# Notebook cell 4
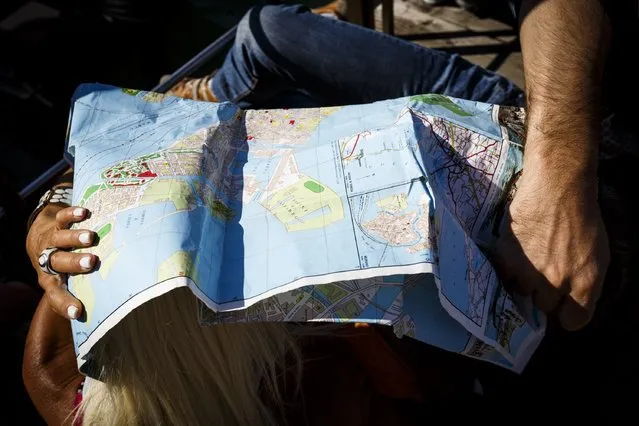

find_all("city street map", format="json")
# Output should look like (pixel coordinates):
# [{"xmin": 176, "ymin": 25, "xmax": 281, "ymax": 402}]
[{"xmin": 66, "ymin": 84, "xmax": 544, "ymax": 375}]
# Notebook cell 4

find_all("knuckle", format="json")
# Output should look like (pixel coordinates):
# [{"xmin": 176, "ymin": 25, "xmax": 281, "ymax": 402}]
[
  {"xmin": 45, "ymin": 289, "xmax": 61, "ymax": 307},
  {"xmin": 34, "ymin": 225, "xmax": 47, "ymax": 244},
  {"xmin": 51, "ymin": 251, "xmax": 69, "ymax": 270},
  {"xmin": 541, "ymin": 265, "xmax": 565, "ymax": 290},
  {"xmin": 49, "ymin": 231, "xmax": 60, "ymax": 247},
  {"xmin": 37, "ymin": 276, "xmax": 50, "ymax": 290},
  {"xmin": 55, "ymin": 208, "xmax": 67, "ymax": 224},
  {"xmin": 26, "ymin": 234, "xmax": 39, "ymax": 260},
  {"xmin": 39, "ymin": 273, "xmax": 65, "ymax": 291},
  {"xmin": 571, "ymin": 285, "xmax": 594, "ymax": 307},
  {"xmin": 67, "ymin": 252, "xmax": 79, "ymax": 268},
  {"xmin": 585, "ymin": 263, "xmax": 604, "ymax": 285}
]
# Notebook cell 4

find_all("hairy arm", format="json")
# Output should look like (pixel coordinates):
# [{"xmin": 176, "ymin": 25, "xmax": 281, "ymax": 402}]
[
  {"xmin": 520, "ymin": 0, "xmax": 610, "ymax": 175},
  {"xmin": 494, "ymin": 0, "xmax": 611, "ymax": 330}
]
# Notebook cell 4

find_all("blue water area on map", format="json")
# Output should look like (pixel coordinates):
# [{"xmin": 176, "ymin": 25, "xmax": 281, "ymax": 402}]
[
  {"xmin": 218, "ymin": 197, "xmax": 361, "ymax": 303},
  {"xmin": 305, "ymin": 98, "xmax": 412, "ymax": 152},
  {"xmin": 437, "ymin": 208, "xmax": 471, "ymax": 316},
  {"xmin": 188, "ymin": 207, "xmax": 225, "ymax": 297},
  {"xmin": 71, "ymin": 201, "xmax": 221, "ymax": 346},
  {"xmin": 359, "ymin": 285, "xmax": 402, "ymax": 319},
  {"xmin": 294, "ymin": 141, "xmax": 346, "ymax": 192},
  {"xmin": 403, "ymin": 274, "xmax": 471, "ymax": 353},
  {"xmin": 340, "ymin": 118, "xmax": 424, "ymax": 196}
]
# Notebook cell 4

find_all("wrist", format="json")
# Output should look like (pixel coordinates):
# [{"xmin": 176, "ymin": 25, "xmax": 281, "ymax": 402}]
[
  {"xmin": 524, "ymin": 145, "xmax": 597, "ymax": 189},
  {"xmin": 27, "ymin": 187, "xmax": 73, "ymax": 232},
  {"xmin": 38, "ymin": 203, "xmax": 67, "ymax": 220},
  {"xmin": 522, "ymin": 151, "xmax": 598, "ymax": 205},
  {"xmin": 523, "ymin": 138, "xmax": 598, "ymax": 201},
  {"xmin": 526, "ymin": 96, "xmax": 600, "ymax": 134},
  {"xmin": 524, "ymin": 111, "xmax": 599, "ymax": 177}
]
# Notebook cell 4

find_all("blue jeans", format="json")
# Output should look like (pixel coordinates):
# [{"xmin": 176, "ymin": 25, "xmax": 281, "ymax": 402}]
[{"xmin": 212, "ymin": 4, "xmax": 525, "ymax": 109}]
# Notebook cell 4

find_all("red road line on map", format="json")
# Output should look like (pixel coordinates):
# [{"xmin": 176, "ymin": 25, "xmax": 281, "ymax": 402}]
[
  {"xmin": 431, "ymin": 141, "xmax": 497, "ymax": 175},
  {"xmin": 343, "ymin": 134, "xmax": 361, "ymax": 160}
]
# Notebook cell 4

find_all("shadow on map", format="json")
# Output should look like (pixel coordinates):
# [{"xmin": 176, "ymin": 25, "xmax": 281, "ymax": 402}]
[
  {"xmin": 199, "ymin": 107, "xmax": 249, "ymax": 306},
  {"xmin": 408, "ymin": 108, "xmax": 538, "ymax": 348}
]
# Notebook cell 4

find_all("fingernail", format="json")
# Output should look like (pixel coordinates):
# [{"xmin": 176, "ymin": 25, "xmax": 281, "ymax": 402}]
[
  {"xmin": 79, "ymin": 232, "xmax": 92, "ymax": 244},
  {"xmin": 73, "ymin": 208, "xmax": 85, "ymax": 217},
  {"xmin": 80, "ymin": 256, "xmax": 93, "ymax": 270},
  {"xmin": 67, "ymin": 305, "xmax": 79, "ymax": 319}
]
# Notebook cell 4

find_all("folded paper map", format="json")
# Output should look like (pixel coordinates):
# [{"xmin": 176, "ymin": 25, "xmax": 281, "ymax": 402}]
[{"xmin": 66, "ymin": 84, "xmax": 544, "ymax": 375}]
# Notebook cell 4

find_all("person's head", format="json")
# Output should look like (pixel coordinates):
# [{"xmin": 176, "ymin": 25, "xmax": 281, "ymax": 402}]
[{"xmin": 77, "ymin": 287, "xmax": 300, "ymax": 426}]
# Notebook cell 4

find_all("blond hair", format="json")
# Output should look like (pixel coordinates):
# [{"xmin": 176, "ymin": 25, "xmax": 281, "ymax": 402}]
[{"xmin": 77, "ymin": 287, "xmax": 300, "ymax": 426}]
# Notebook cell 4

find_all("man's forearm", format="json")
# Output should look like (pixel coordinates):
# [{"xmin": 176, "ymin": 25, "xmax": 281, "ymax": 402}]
[{"xmin": 520, "ymin": 0, "xmax": 610, "ymax": 178}]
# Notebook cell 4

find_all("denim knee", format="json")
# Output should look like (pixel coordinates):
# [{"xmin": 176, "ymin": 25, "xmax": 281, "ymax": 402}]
[{"xmin": 234, "ymin": 4, "xmax": 310, "ymax": 51}]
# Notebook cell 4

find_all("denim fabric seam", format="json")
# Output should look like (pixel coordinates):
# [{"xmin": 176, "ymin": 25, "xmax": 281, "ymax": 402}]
[{"xmin": 230, "ymin": 74, "xmax": 260, "ymax": 105}]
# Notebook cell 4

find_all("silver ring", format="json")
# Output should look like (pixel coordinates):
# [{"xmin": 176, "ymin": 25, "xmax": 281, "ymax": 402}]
[{"xmin": 38, "ymin": 247, "xmax": 61, "ymax": 275}]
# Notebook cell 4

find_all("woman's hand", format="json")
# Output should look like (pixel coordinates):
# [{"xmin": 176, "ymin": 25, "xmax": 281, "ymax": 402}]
[{"xmin": 26, "ymin": 203, "xmax": 97, "ymax": 320}]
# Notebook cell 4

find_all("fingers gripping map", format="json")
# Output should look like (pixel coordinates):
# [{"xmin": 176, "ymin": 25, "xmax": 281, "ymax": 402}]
[{"xmin": 66, "ymin": 85, "xmax": 543, "ymax": 375}]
